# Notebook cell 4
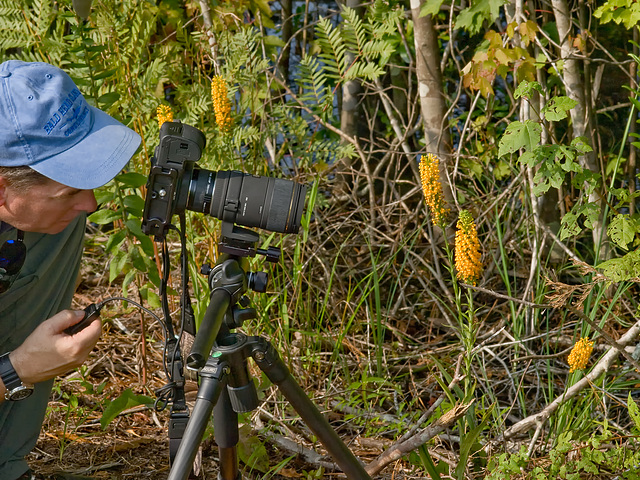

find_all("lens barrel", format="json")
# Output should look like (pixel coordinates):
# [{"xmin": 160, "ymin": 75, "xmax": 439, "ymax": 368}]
[{"xmin": 186, "ymin": 169, "xmax": 307, "ymax": 234}]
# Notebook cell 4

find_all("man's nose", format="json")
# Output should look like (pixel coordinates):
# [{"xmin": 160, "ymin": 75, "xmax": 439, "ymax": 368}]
[{"xmin": 77, "ymin": 190, "xmax": 98, "ymax": 213}]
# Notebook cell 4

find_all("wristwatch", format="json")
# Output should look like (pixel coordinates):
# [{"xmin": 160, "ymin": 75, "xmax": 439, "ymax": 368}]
[{"xmin": 0, "ymin": 352, "xmax": 34, "ymax": 401}]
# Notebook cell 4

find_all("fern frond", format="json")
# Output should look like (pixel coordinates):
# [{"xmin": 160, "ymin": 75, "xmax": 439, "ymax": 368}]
[
  {"xmin": 367, "ymin": 0, "xmax": 405, "ymax": 34},
  {"xmin": 341, "ymin": 7, "xmax": 368, "ymax": 55},
  {"xmin": 362, "ymin": 39, "xmax": 395, "ymax": 61},
  {"xmin": 315, "ymin": 16, "xmax": 346, "ymax": 78},
  {"xmin": 295, "ymin": 55, "xmax": 333, "ymax": 117},
  {"xmin": 344, "ymin": 62, "xmax": 385, "ymax": 82},
  {"xmin": 0, "ymin": 0, "xmax": 62, "ymax": 61}
]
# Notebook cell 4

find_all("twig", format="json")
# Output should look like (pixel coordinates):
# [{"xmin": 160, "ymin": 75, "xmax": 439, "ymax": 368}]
[
  {"xmin": 461, "ymin": 283, "xmax": 550, "ymax": 308},
  {"xmin": 263, "ymin": 432, "xmax": 340, "ymax": 471},
  {"xmin": 537, "ymin": 222, "xmax": 584, "ymax": 264},
  {"xmin": 512, "ymin": 346, "xmax": 573, "ymax": 362},
  {"xmin": 365, "ymin": 401, "xmax": 473, "ymax": 476},
  {"xmin": 197, "ymin": 0, "xmax": 219, "ymax": 71}
]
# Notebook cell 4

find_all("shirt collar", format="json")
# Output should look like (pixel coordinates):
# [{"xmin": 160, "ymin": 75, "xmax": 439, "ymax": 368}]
[{"xmin": 0, "ymin": 222, "xmax": 14, "ymax": 235}]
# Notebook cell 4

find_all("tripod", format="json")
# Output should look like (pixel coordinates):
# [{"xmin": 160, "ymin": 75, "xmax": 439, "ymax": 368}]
[{"xmin": 167, "ymin": 225, "xmax": 372, "ymax": 480}]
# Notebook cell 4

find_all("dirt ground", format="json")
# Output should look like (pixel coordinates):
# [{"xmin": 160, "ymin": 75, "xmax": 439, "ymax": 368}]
[{"xmin": 26, "ymin": 281, "xmax": 420, "ymax": 480}]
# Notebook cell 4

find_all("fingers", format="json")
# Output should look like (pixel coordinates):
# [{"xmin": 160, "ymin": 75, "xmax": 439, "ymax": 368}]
[
  {"xmin": 50, "ymin": 309, "xmax": 85, "ymax": 331},
  {"xmin": 10, "ymin": 309, "xmax": 103, "ymax": 384},
  {"xmin": 63, "ymin": 304, "xmax": 104, "ymax": 336}
]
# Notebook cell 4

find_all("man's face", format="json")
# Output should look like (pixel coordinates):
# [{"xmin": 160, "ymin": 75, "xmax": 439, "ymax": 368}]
[{"xmin": 0, "ymin": 177, "xmax": 98, "ymax": 234}]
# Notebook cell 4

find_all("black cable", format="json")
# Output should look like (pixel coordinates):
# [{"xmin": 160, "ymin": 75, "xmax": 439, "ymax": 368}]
[
  {"xmin": 80, "ymin": 295, "xmax": 179, "ymax": 413},
  {"xmin": 95, "ymin": 296, "xmax": 163, "ymax": 324}
]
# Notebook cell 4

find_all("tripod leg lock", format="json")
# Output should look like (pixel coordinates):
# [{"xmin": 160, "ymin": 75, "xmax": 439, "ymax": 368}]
[
  {"xmin": 228, "ymin": 382, "xmax": 259, "ymax": 413},
  {"xmin": 248, "ymin": 337, "xmax": 289, "ymax": 383}
]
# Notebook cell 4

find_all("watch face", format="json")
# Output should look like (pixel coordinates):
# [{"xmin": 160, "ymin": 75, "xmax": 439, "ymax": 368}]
[{"xmin": 8, "ymin": 385, "xmax": 33, "ymax": 401}]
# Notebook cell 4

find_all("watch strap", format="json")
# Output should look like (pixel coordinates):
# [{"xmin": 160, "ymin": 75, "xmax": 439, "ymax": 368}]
[
  {"xmin": 0, "ymin": 352, "xmax": 21, "ymax": 391},
  {"xmin": 0, "ymin": 352, "xmax": 33, "ymax": 400}
]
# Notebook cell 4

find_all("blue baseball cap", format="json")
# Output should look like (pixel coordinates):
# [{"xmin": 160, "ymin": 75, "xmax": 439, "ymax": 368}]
[{"xmin": 0, "ymin": 60, "xmax": 141, "ymax": 189}]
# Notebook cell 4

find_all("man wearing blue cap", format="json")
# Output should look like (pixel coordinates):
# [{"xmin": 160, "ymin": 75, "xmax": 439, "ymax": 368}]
[{"xmin": 0, "ymin": 60, "xmax": 141, "ymax": 480}]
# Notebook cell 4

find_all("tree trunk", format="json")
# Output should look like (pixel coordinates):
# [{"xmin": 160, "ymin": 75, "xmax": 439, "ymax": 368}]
[
  {"xmin": 335, "ymin": 0, "xmax": 365, "ymax": 197},
  {"xmin": 278, "ymin": 0, "xmax": 293, "ymax": 79},
  {"xmin": 410, "ymin": 0, "xmax": 453, "ymax": 207},
  {"xmin": 551, "ymin": 0, "xmax": 608, "ymax": 259}
]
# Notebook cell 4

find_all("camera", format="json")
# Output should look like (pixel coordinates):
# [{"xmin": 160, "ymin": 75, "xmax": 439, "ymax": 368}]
[{"xmin": 141, "ymin": 122, "xmax": 307, "ymax": 240}]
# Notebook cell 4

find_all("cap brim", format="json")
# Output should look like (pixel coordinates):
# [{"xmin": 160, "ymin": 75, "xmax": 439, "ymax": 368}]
[{"xmin": 30, "ymin": 106, "xmax": 141, "ymax": 189}]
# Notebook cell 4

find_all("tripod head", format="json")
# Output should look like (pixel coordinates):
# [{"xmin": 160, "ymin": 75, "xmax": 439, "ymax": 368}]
[
  {"xmin": 186, "ymin": 222, "xmax": 276, "ymax": 371},
  {"xmin": 219, "ymin": 221, "xmax": 280, "ymax": 263}
]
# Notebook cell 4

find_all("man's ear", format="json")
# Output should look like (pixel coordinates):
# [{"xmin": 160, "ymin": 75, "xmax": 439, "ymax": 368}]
[{"xmin": 0, "ymin": 177, "xmax": 8, "ymax": 208}]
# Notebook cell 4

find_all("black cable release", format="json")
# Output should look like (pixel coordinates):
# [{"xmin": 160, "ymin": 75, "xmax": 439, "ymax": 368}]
[{"xmin": 64, "ymin": 302, "xmax": 104, "ymax": 335}]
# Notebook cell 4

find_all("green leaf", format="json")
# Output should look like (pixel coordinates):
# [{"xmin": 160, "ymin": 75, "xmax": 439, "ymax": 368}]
[
  {"xmin": 420, "ymin": 0, "xmax": 446, "ymax": 17},
  {"xmin": 237, "ymin": 423, "xmax": 270, "ymax": 472},
  {"xmin": 519, "ymin": 150, "xmax": 537, "ymax": 167},
  {"xmin": 455, "ymin": 411, "xmax": 488, "ymax": 479},
  {"xmin": 129, "ymin": 243, "xmax": 149, "ymax": 273},
  {"xmin": 262, "ymin": 35, "xmax": 284, "ymax": 47},
  {"xmin": 109, "ymin": 250, "xmax": 129, "ymax": 283},
  {"xmin": 105, "ymin": 229, "xmax": 127, "ymax": 254},
  {"xmin": 100, "ymin": 388, "xmax": 153, "ymax": 429},
  {"xmin": 94, "ymin": 188, "xmax": 116, "ymax": 204},
  {"xmin": 455, "ymin": 0, "xmax": 507, "ymax": 34},
  {"xmin": 514, "ymin": 80, "xmax": 544, "ymax": 99},
  {"xmin": 123, "ymin": 194, "xmax": 145, "ymax": 217},
  {"xmin": 115, "ymin": 172, "xmax": 148, "ymax": 188},
  {"xmin": 122, "ymin": 269, "xmax": 137, "ymax": 293},
  {"xmin": 628, "ymin": 392, "xmax": 640, "ymax": 431},
  {"xmin": 597, "ymin": 249, "xmax": 640, "ymax": 282},
  {"xmin": 595, "ymin": 0, "xmax": 640, "ymax": 28},
  {"xmin": 493, "ymin": 159, "xmax": 512, "ymax": 180},
  {"xmin": 608, "ymin": 214, "xmax": 638, "ymax": 250},
  {"xmin": 571, "ymin": 136, "xmax": 593, "ymax": 153},
  {"xmin": 88, "ymin": 208, "xmax": 121, "ymax": 225},
  {"xmin": 542, "ymin": 96, "xmax": 578, "ymax": 121},
  {"xmin": 559, "ymin": 211, "xmax": 582, "ymax": 240},
  {"xmin": 416, "ymin": 445, "xmax": 443, "ymax": 480},
  {"xmin": 97, "ymin": 92, "xmax": 120, "ymax": 106},
  {"xmin": 498, "ymin": 120, "xmax": 541, "ymax": 157},
  {"xmin": 125, "ymin": 218, "xmax": 154, "ymax": 255},
  {"xmin": 93, "ymin": 68, "xmax": 119, "ymax": 80},
  {"xmin": 140, "ymin": 286, "xmax": 161, "ymax": 309}
]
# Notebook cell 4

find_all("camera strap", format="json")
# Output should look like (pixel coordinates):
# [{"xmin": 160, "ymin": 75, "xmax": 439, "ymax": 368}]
[
  {"xmin": 168, "ymin": 339, "xmax": 189, "ymax": 464},
  {"xmin": 168, "ymin": 215, "xmax": 193, "ymax": 464},
  {"xmin": 153, "ymin": 229, "xmax": 192, "ymax": 465}
]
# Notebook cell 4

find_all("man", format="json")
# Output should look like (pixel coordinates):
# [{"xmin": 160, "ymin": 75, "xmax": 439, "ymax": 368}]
[{"xmin": 0, "ymin": 60, "xmax": 141, "ymax": 479}]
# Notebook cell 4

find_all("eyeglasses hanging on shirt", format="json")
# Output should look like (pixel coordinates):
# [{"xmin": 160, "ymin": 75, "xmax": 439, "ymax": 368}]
[{"xmin": 0, "ymin": 229, "xmax": 26, "ymax": 294}]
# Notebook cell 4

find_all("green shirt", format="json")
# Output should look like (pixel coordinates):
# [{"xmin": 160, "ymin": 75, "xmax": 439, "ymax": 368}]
[{"xmin": 0, "ymin": 214, "xmax": 86, "ymax": 480}]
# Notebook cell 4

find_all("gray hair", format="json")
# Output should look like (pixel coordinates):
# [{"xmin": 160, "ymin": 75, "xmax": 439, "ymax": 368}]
[{"xmin": 0, "ymin": 166, "xmax": 49, "ymax": 190}]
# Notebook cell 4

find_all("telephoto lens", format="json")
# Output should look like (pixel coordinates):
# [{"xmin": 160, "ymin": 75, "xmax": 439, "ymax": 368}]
[{"xmin": 185, "ymin": 169, "xmax": 307, "ymax": 234}]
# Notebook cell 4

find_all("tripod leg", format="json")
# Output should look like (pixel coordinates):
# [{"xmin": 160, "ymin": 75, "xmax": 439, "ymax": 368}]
[
  {"xmin": 251, "ymin": 338, "xmax": 372, "ymax": 480},
  {"xmin": 169, "ymin": 361, "xmax": 227, "ymax": 480},
  {"xmin": 214, "ymin": 388, "xmax": 241, "ymax": 480}
]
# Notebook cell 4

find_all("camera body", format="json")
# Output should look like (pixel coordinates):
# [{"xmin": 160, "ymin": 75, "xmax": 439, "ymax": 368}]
[
  {"xmin": 142, "ymin": 122, "xmax": 204, "ymax": 239},
  {"xmin": 142, "ymin": 122, "xmax": 307, "ymax": 241}
]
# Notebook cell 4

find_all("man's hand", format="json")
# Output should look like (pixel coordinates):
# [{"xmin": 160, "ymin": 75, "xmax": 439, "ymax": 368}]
[{"xmin": 8, "ymin": 309, "xmax": 102, "ymax": 385}]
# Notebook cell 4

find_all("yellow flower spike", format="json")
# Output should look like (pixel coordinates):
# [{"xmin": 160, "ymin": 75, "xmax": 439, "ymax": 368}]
[
  {"xmin": 419, "ymin": 153, "xmax": 449, "ymax": 228},
  {"xmin": 567, "ymin": 337, "xmax": 594, "ymax": 373},
  {"xmin": 211, "ymin": 76, "xmax": 233, "ymax": 134},
  {"xmin": 455, "ymin": 210, "xmax": 483, "ymax": 285},
  {"xmin": 157, "ymin": 104, "xmax": 173, "ymax": 128}
]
